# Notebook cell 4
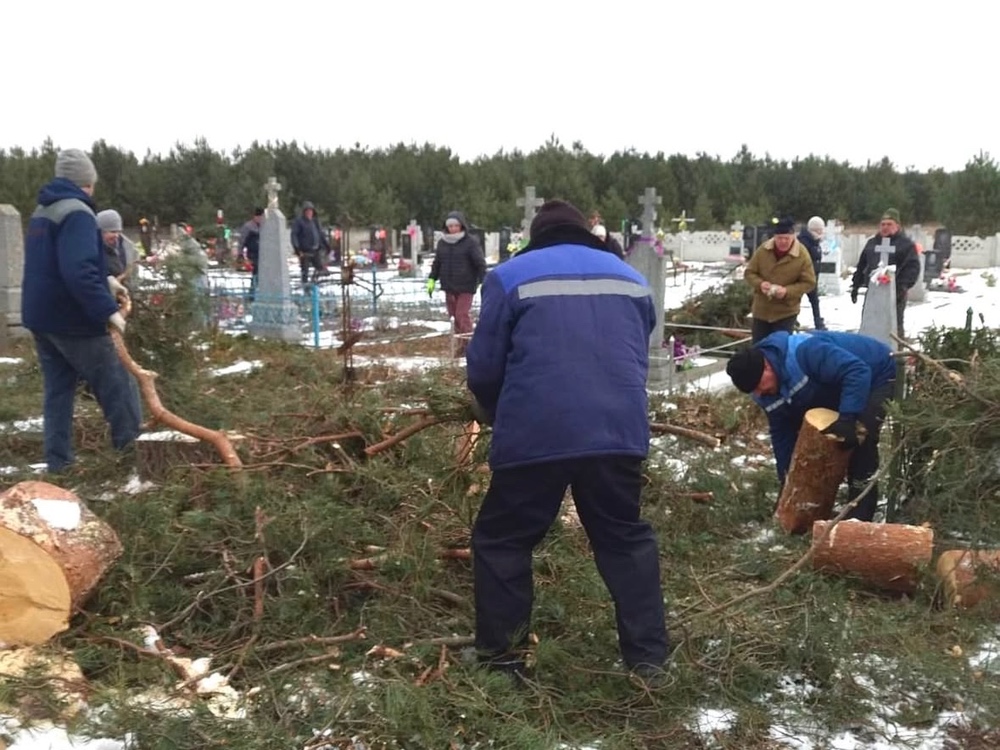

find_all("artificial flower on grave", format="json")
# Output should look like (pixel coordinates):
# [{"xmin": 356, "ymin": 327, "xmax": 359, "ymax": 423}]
[
  {"xmin": 876, "ymin": 271, "xmax": 891, "ymax": 286},
  {"xmin": 654, "ymin": 229, "xmax": 667, "ymax": 258}
]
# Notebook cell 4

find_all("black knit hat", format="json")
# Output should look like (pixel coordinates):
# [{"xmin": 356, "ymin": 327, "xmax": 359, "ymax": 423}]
[
  {"xmin": 726, "ymin": 348, "xmax": 766, "ymax": 393},
  {"xmin": 529, "ymin": 200, "xmax": 589, "ymax": 237},
  {"xmin": 772, "ymin": 217, "xmax": 795, "ymax": 235},
  {"xmin": 522, "ymin": 199, "xmax": 609, "ymax": 254}
]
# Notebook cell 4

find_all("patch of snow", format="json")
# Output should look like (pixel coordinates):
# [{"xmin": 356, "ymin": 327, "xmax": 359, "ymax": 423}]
[
  {"xmin": 690, "ymin": 707, "xmax": 738, "ymax": 746},
  {"xmin": 0, "ymin": 718, "xmax": 130, "ymax": 750},
  {"xmin": 0, "ymin": 357, "xmax": 23, "ymax": 365},
  {"xmin": 31, "ymin": 498, "xmax": 81, "ymax": 531},
  {"xmin": 0, "ymin": 463, "xmax": 47, "ymax": 476},
  {"xmin": 352, "ymin": 355, "xmax": 460, "ymax": 373},
  {"xmin": 121, "ymin": 472, "xmax": 156, "ymax": 495},
  {"xmin": 209, "ymin": 359, "xmax": 263, "ymax": 377},
  {"xmin": 0, "ymin": 416, "xmax": 43, "ymax": 433},
  {"xmin": 136, "ymin": 430, "xmax": 197, "ymax": 443}
]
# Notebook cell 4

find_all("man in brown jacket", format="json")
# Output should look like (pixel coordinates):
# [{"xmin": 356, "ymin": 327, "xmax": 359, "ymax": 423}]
[{"xmin": 744, "ymin": 217, "xmax": 816, "ymax": 342}]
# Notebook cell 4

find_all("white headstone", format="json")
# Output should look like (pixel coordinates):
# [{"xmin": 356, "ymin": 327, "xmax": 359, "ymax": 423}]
[
  {"xmin": 0, "ymin": 205, "xmax": 24, "ymax": 338},
  {"xmin": 249, "ymin": 178, "xmax": 300, "ymax": 342},
  {"xmin": 817, "ymin": 219, "xmax": 844, "ymax": 295},
  {"xmin": 628, "ymin": 188, "xmax": 669, "ymax": 384}
]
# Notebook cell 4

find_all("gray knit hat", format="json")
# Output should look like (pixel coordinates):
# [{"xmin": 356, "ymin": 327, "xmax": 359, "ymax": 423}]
[
  {"xmin": 54, "ymin": 149, "xmax": 98, "ymax": 187},
  {"xmin": 97, "ymin": 209, "xmax": 123, "ymax": 232}
]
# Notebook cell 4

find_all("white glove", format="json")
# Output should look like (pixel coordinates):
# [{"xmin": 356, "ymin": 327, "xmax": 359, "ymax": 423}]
[
  {"xmin": 107, "ymin": 275, "xmax": 128, "ymax": 298},
  {"xmin": 109, "ymin": 312, "xmax": 126, "ymax": 334}
]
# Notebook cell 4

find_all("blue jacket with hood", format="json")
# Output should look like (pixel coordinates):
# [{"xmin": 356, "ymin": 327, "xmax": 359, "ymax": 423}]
[
  {"xmin": 466, "ymin": 239, "xmax": 655, "ymax": 470},
  {"xmin": 752, "ymin": 331, "xmax": 896, "ymax": 483},
  {"xmin": 22, "ymin": 178, "xmax": 118, "ymax": 336}
]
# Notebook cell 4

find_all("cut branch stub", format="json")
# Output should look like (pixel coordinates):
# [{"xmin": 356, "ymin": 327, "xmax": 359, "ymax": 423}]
[
  {"xmin": 936, "ymin": 549, "xmax": 1000, "ymax": 609},
  {"xmin": 0, "ymin": 481, "xmax": 123, "ymax": 646}
]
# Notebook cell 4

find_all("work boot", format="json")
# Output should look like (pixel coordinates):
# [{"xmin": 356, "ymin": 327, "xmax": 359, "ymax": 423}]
[{"xmin": 629, "ymin": 662, "xmax": 670, "ymax": 690}]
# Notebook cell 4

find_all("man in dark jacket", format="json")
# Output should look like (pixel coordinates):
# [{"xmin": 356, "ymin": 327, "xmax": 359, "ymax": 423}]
[
  {"xmin": 726, "ymin": 330, "xmax": 896, "ymax": 521},
  {"xmin": 21, "ymin": 150, "xmax": 142, "ymax": 473},
  {"xmin": 428, "ymin": 211, "xmax": 486, "ymax": 344},
  {"xmin": 465, "ymin": 200, "xmax": 670, "ymax": 682},
  {"xmin": 851, "ymin": 208, "xmax": 921, "ymax": 338},
  {"xmin": 240, "ymin": 207, "xmax": 264, "ymax": 299},
  {"xmin": 290, "ymin": 201, "xmax": 330, "ymax": 286},
  {"xmin": 797, "ymin": 216, "xmax": 826, "ymax": 330}
]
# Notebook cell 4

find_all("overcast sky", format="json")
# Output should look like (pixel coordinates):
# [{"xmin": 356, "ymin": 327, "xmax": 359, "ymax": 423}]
[{"xmin": 1, "ymin": 0, "xmax": 992, "ymax": 172}]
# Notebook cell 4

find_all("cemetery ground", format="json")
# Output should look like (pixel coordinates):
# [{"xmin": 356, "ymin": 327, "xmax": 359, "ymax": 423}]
[{"xmin": 4, "ymin": 294, "xmax": 1000, "ymax": 749}]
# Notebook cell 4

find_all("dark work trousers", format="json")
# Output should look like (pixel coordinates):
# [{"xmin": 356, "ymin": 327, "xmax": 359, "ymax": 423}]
[
  {"xmin": 751, "ymin": 315, "xmax": 797, "ymax": 343},
  {"xmin": 807, "ymin": 261, "xmax": 825, "ymax": 328},
  {"xmin": 845, "ymin": 380, "xmax": 895, "ymax": 521},
  {"xmin": 471, "ymin": 456, "xmax": 669, "ymax": 670},
  {"xmin": 298, "ymin": 250, "xmax": 325, "ymax": 285},
  {"xmin": 896, "ymin": 294, "xmax": 908, "ymax": 339}
]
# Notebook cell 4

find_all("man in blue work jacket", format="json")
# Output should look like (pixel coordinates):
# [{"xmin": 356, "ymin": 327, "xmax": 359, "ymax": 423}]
[
  {"xmin": 726, "ymin": 330, "xmax": 896, "ymax": 522},
  {"xmin": 465, "ymin": 200, "xmax": 669, "ymax": 683}
]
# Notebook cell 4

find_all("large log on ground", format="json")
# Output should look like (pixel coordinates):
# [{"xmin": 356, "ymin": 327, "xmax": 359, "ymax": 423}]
[
  {"xmin": 811, "ymin": 519, "xmax": 933, "ymax": 593},
  {"xmin": 935, "ymin": 550, "xmax": 1000, "ymax": 609},
  {"xmin": 775, "ymin": 408, "xmax": 853, "ymax": 534},
  {"xmin": 0, "ymin": 481, "xmax": 122, "ymax": 647}
]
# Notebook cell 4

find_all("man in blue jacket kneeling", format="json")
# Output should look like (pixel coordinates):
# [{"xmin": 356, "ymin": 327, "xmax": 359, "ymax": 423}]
[
  {"xmin": 465, "ymin": 200, "xmax": 669, "ymax": 682},
  {"xmin": 726, "ymin": 331, "xmax": 897, "ymax": 522}
]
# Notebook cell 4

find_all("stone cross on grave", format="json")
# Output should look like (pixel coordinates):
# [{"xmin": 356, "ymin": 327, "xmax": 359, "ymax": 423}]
[
  {"xmin": 265, "ymin": 177, "xmax": 282, "ymax": 210},
  {"xmin": 517, "ymin": 186, "xmax": 544, "ymax": 235},
  {"xmin": 875, "ymin": 236, "xmax": 894, "ymax": 268},
  {"xmin": 672, "ymin": 210, "xmax": 695, "ymax": 233},
  {"xmin": 637, "ymin": 188, "xmax": 662, "ymax": 236}
]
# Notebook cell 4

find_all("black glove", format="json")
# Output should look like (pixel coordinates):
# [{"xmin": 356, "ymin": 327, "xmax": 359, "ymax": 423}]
[
  {"xmin": 850, "ymin": 287, "xmax": 858, "ymax": 304},
  {"xmin": 822, "ymin": 416, "xmax": 860, "ymax": 450},
  {"xmin": 469, "ymin": 396, "xmax": 493, "ymax": 426}
]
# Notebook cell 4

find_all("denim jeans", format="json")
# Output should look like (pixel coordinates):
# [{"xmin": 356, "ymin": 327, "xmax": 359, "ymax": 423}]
[{"xmin": 33, "ymin": 331, "xmax": 142, "ymax": 472}]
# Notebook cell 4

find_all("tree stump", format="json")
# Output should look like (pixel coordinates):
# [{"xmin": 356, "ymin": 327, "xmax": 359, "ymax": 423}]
[
  {"xmin": 811, "ymin": 519, "xmax": 934, "ymax": 593},
  {"xmin": 136, "ymin": 430, "xmax": 245, "ymax": 481},
  {"xmin": 935, "ymin": 549, "xmax": 1000, "ymax": 609},
  {"xmin": 775, "ymin": 408, "xmax": 853, "ymax": 534},
  {"xmin": 0, "ymin": 481, "xmax": 122, "ymax": 646}
]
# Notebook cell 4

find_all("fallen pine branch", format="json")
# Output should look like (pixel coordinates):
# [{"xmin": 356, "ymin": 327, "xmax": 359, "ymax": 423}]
[
  {"xmin": 348, "ymin": 548, "xmax": 471, "ymax": 570},
  {"xmin": 649, "ymin": 422, "xmax": 722, "ymax": 448},
  {"xmin": 681, "ymin": 491, "xmax": 714, "ymax": 503},
  {"xmin": 110, "ymin": 298, "xmax": 242, "ymax": 471},
  {"xmin": 364, "ymin": 416, "xmax": 444, "ymax": 456},
  {"xmin": 255, "ymin": 627, "xmax": 368, "ymax": 654}
]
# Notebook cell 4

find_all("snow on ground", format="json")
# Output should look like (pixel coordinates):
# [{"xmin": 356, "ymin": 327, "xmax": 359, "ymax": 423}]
[
  {"xmin": 0, "ymin": 357, "xmax": 24, "ymax": 365},
  {"xmin": 208, "ymin": 359, "xmax": 263, "ymax": 377}
]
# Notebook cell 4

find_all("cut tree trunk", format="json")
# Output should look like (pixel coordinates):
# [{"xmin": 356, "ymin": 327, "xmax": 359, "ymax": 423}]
[
  {"xmin": 935, "ymin": 549, "xmax": 1000, "ymax": 609},
  {"xmin": 775, "ymin": 408, "xmax": 852, "ymax": 535},
  {"xmin": 811, "ymin": 519, "xmax": 934, "ymax": 593},
  {"xmin": 0, "ymin": 481, "xmax": 122, "ymax": 646}
]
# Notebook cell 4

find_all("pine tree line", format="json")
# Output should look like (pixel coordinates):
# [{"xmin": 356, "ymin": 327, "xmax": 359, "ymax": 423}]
[{"xmin": 2, "ymin": 138, "xmax": 999, "ymax": 236}]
